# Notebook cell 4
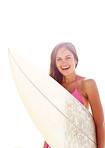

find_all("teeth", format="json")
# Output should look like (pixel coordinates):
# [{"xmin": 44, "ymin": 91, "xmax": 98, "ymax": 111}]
[{"xmin": 62, "ymin": 66, "xmax": 70, "ymax": 69}]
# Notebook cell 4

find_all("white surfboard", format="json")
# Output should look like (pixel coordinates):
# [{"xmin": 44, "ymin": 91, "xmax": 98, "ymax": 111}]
[{"xmin": 8, "ymin": 49, "xmax": 97, "ymax": 148}]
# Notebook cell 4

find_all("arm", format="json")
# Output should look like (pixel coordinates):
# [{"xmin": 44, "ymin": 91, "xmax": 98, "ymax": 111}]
[{"xmin": 85, "ymin": 79, "xmax": 105, "ymax": 148}]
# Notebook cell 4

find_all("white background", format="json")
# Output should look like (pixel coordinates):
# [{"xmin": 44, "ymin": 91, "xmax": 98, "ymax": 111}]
[{"xmin": 0, "ymin": 0, "xmax": 105, "ymax": 148}]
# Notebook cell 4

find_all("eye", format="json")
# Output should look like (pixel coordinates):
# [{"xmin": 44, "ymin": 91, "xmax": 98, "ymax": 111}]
[
  {"xmin": 65, "ymin": 56, "xmax": 71, "ymax": 60},
  {"xmin": 56, "ymin": 58, "xmax": 62, "ymax": 61}
]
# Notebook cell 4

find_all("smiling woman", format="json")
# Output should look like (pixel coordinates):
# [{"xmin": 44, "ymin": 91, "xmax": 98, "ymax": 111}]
[
  {"xmin": 44, "ymin": 42, "xmax": 105, "ymax": 148},
  {"xmin": 49, "ymin": 42, "xmax": 78, "ymax": 84},
  {"xmin": 56, "ymin": 48, "xmax": 76, "ymax": 77}
]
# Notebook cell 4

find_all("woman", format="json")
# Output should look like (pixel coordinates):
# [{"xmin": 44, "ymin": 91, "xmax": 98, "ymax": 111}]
[{"xmin": 43, "ymin": 42, "xmax": 105, "ymax": 148}]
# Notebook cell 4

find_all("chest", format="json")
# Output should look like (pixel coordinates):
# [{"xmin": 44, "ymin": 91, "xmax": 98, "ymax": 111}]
[
  {"xmin": 62, "ymin": 82, "xmax": 78, "ymax": 94},
  {"xmin": 62, "ymin": 81, "xmax": 89, "ymax": 108}
]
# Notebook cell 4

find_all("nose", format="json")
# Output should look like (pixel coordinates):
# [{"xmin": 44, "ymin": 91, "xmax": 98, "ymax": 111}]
[{"xmin": 61, "ymin": 59, "xmax": 67, "ymax": 64}]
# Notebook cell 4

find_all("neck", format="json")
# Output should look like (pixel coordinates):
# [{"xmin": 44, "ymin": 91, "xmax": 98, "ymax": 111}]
[{"xmin": 63, "ymin": 72, "xmax": 76, "ymax": 83}]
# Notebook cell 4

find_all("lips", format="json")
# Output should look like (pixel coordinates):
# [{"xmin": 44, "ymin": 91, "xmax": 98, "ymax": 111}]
[{"xmin": 61, "ymin": 66, "xmax": 70, "ymax": 70}]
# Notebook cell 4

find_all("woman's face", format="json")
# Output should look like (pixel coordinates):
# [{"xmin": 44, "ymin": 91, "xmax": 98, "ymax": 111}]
[{"xmin": 56, "ymin": 48, "xmax": 77, "ymax": 76}]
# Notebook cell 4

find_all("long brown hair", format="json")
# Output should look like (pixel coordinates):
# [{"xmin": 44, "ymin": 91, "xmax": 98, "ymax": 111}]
[{"xmin": 49, "ymin": 42, "xmax": 78, "ymax": 84}]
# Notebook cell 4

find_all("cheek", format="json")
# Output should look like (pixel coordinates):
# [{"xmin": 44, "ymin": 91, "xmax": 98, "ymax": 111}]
[
  {"xmin": 74, "ymin": 59, "xmax": 77, "ymax": 67},
  {"xmin": 56, "ymin": 62, "xmax": 59, "ymax": 69},
  {"xmin": 56, "ymin": 61, "xmax": 61, "ymax": 71}
]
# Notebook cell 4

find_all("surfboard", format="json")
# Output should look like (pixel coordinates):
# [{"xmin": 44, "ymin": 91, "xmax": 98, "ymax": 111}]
[{"xmin": 8, "ymin": 49, "xmax": 97, "ymax": 148}]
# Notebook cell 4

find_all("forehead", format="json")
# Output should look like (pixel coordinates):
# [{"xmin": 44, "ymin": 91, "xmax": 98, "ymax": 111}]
[{"xmin": 56, "ymin": 47, "xmax": 73, "ymax": 57}]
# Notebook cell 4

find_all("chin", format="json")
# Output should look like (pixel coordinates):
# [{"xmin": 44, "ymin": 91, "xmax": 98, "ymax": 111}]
[{"xmin": 62, "ymin": 71, "xmax": 75, "ymax": 76}]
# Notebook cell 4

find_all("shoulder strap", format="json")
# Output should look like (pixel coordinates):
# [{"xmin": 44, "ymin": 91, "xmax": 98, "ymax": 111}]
[{"xmin": 75, "ymin": 75, "xmax": 78, "ymax": 89}]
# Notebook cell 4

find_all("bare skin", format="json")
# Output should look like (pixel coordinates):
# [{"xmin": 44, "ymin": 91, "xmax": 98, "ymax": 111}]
[
  {"xmin": 62, "ymin": 75, "xmax": 90, "ymax": 109},
  {"xmin": 43, "ymin": 48, "xmax": 105, "ymax": 148}
]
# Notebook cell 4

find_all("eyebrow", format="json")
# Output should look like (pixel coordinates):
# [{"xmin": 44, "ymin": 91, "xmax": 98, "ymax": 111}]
[
  {"xmin": 65, "ymin": 55, "xmax": 72, "ymax": 57},
  {"xmin": 56, "ymin": 55, "xmax": 72, "ymax": 58}
]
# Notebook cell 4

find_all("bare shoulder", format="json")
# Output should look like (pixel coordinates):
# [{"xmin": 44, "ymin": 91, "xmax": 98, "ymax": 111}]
[
  {"xmin": 82, "ymin": 78, "xmax": 97, "ymax": 90},
  {"xmin": 77, "ymin": 75, "xmax": 97, "ymax": 93},
  {"xmin": 78, "ymin": 75, "xmax": 96, "ymax": 86}
]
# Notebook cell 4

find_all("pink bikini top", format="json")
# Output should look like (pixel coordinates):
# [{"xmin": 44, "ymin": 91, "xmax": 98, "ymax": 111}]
[
  {"xmin": 72, "ymin": 75, "xmax": 84, "ymax": 105},
  {"xmin": 45, "ymin": 144, "xmax": 51, "ymax": 148}
]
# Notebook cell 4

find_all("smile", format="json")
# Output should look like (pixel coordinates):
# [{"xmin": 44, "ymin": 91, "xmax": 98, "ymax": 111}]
[{"xmin": 61, "ymin": 66, "xmax": 70, "ymax": 70}]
